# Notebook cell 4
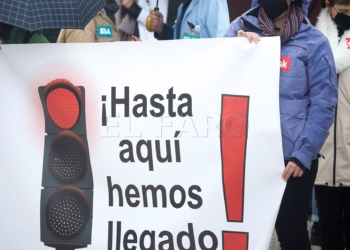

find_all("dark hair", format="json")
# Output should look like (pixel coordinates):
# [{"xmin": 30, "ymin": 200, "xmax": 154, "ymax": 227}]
[
  {"xmin": 0, "ymin": 22, "xmax": 12, "ymax": 40},
  {"xmin": 328, "ymin": 0, "xmax": 350, "ymax": 5}
]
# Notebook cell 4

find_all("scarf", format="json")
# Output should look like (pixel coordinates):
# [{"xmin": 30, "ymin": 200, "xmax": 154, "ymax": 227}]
[
  {"xmin": 115, "ymin": 0, "xmax": 137, "ymax": 41},
  {"xmin": 104, "ymin": 0, "xmax": 120, "ymax": 25},
  {"xmin": 316, "ymin": 8, "xmax": 350, "ymax": 73},
  {"xmin": 258, "ymin": 4, "xmax": 304, "ymax": 44}
]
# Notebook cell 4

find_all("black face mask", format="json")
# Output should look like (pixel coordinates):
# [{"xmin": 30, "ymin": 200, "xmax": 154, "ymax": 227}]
[
  {"xmin": 332, "ymin": 7, "xmax": 350, "ymax": 31},
  {"xmin": 260, "ymin": 0, "xmax": 289, "ymax": 19}
]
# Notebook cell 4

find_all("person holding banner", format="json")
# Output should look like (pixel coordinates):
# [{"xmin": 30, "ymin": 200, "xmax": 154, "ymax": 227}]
[
  {"xmin": 314, "ymin": 0, "xmax": 350, "ymax": 249},
  {"xmin": 148, "ymin": 0, "xmax": 230, "ymax": 40},
  {"xmin": 225, "ymin": 0, "xmax": 338, "ymax": 249},
  {"xmin": 0, "ymin": 23, "xmax": 49, "ymax": 44},
  {"xmin": 57, "ymin": 0, "xmax": 121, "ymax": 43}
]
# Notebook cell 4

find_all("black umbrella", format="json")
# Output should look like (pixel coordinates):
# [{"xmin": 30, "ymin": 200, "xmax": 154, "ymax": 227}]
[{"xmin": 0, "ymin": 0, "xmax": 106, "ymax": 31}]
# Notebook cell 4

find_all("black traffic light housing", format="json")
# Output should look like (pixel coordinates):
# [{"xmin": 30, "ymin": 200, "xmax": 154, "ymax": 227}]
[{"xmin": 39, "ymin": 79, "xmax": 93, "ymax": 250}]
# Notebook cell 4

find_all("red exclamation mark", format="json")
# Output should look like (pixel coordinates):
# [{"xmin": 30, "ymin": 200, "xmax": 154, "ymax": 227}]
[
  {"xmin": 221, "ymin": 95, "xmax": 249, "ymax": 249},
  {"xmin": 223, "ymin": 231, "xmax": 249, "ymax": 250}
]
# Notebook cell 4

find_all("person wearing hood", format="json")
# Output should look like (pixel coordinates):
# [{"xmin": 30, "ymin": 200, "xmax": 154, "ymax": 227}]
[
  {"xmin": 0, "ymin": 22, "xmax": 48, "ymax": 44},
  {"xmin": 115, "ymin": 0, "xmax": 168, "ymax": 41},
  {"xmin": 148, "ymin": 0, "xmax": 230, "ymax": 40},
  {"xmin": 57, "ymin": 0, "xmax": 121, "ymax": 43},
  {"xmin": 225, "ymin": 0, "xmax": 338, "ymax": 249},
  {"xmin": 314, "ymin": 1, "xmax": 350, "ymax": 249}
]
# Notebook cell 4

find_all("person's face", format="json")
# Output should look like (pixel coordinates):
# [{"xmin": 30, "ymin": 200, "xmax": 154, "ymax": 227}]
[
  {"xmin": 325, "ymin": 1, "xmax": 350, "ymax": 29},
  {"xmin": 328, "ymin": 3, "xmax": 350, "ymax": 18},
  {"xmin": 261, "ymin": 0, "xmax": 294, "ymax": 20},
  {"xmin": 277, "ymin": 0, "xmax": 293, "ymax": 18},
  {"xmin": 273, "ymin": 0, "xmax": 295, "ymax": 21}
]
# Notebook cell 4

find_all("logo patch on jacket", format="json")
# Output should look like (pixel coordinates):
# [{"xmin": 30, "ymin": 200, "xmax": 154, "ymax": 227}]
[
  {"xmin": 346, "ymin": 38, "xmax": 350, "ymax": 49},
  {"xmin": 280, "ymin": 57, "xmax": 291, "ymax": 71},
  {"xmin": 98, "ymin": 26, "xmax": 113, "ymax": 38}
]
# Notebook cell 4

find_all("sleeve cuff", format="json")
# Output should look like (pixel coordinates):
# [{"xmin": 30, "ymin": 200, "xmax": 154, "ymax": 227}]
[
  {"xmin": 291, "ymin": 149, "xmax": 314, "ymax": 170},
  {"xmin": 154, "ymin": 23, "xmax": 174, "ymax": 40},
  {"xmin": 127, "ymin": 3, "xmax": 142, "ymax": 19},
  {"xmin": 289, "ymin": 157, "xmax": 307, "ymax": 172}
]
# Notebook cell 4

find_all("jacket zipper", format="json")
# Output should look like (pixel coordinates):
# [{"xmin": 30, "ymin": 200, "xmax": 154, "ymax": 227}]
[{"xmin": 333, "ymin": 104, "xmax": 338, "ymax": 186}]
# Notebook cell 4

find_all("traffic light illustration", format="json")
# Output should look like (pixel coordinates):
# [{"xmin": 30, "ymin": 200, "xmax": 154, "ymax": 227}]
[{"xmin": 39, "ymin": 79, "xmax": 93, "ymax": 250}]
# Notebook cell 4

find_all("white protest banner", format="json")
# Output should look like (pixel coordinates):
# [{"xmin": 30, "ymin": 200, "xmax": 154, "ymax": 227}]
[{"xmin": 0, "ymin": 37, "xmax": 285, "ymax": 250}]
